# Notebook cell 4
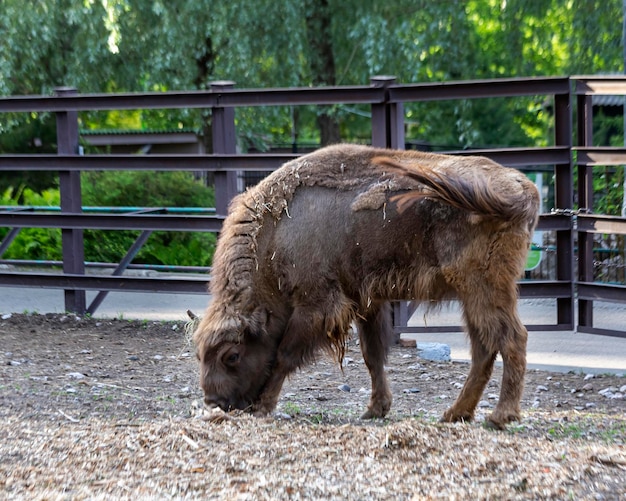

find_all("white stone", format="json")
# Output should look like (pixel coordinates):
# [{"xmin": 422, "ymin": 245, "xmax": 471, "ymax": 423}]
[
  {"xmin": 416, "ymin": 342, "xmax": 451, "ymax": 362},
  {"xmin": 599, "ymin": 386, "xmax": 618, "ymax": 395}
]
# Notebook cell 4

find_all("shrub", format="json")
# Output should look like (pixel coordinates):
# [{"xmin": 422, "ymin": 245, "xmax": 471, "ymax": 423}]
[
  {"xmin": 0, "ymin": 171, "xmax": 217, "ymax": 267},
  {"xmin": 0, "ymin": 186, "xmax": 63, "ymax": 261},
  {"xmin": 81, "ymin": 170, "xmax": 217, "ymax": 266}
]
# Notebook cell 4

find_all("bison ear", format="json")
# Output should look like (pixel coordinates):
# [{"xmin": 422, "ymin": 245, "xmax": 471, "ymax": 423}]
[{"xmin": 243, "ymin": 307, "xmax": 270, "ymax": 339}]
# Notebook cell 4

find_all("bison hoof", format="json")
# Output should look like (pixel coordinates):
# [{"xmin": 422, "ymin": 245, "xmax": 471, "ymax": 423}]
[
  {"xmin": 250, "ymin": 402, "xmax": 274, "ymax": 417},
  {"xmin": 484, "ymin": 419, "xmax": 506, "ymax": 431},
  {"xmin": 360, "ymin": 400, "xmax": 391, "ymax": 420},
  {"xmin": 360, "ymin": 409, "xmax": 382, "ymax": 420},
  {"xmin": 486, "ymin": 409, "xmax": 521, "ymax": 430},
  {"xmin": 441, "ymin": 408, "xmax": 473, "ymax": 424}
]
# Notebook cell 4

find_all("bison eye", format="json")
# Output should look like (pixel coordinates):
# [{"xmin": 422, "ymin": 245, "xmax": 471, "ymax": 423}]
[{"xmin": 223, "ymin": 351, "xmax": 240, "ymax": 367}]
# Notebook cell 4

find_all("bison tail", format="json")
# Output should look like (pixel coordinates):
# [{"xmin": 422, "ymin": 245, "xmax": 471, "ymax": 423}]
[{"xmin": 373, "ymin": 156, "xmax": 539, "ymax": 228}]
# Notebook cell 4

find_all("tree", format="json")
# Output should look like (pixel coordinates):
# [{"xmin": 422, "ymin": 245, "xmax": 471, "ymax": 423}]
[
  {"xmin": 0, "ymin": 0, "xmax": 116, "ymax": 95},
  {"xmin": 1, "ymin": 0, "xmax": 624, "ymax": 152},
  {"xmin": 304, "ymin": 0, "xmax": 341, "ymax": 145},
  {"xmin": 0, "ymin": 0, "xmax": 119, "ymax": 190}
]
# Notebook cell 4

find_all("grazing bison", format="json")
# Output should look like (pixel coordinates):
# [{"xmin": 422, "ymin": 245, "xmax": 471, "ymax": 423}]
[{"xmin": 193, "ymin": 144, "xmax": 539, "ymax": 429}]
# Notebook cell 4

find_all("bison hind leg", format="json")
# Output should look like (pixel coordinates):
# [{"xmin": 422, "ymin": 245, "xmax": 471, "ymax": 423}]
[
  {"xmin": 443, "ymin": 297, "xmax": 527, "ymax": 430},
  {"xmin": 441, "ymin": 331, "xmax": 497, "ymax": 425},
  {"xmin": 356, "ymin": 302, "xmax": 393, "ymax": 419}
]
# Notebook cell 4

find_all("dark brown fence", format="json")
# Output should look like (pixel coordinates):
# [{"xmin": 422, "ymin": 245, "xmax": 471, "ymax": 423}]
[
  {"xmin": 1, "ymin": 76, "xmax": 625, "ymax": 337},
  {"xmin": 574, "ymin": 76, "xmax": 626, "ymax": 337}
]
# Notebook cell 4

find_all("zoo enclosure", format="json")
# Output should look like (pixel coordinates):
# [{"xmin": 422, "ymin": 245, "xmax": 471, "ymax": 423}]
[{"xmin": 0, "ymin": 76, "xmax": 625, "ymax": 338}]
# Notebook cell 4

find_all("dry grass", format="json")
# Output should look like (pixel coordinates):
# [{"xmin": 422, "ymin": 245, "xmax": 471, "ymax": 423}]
[
  {"xmin": 2, "ymin": 411, "xmax": 625, "ymax": 500},
  {"xmin": 1, "ymin": 313, "xmax": 625, "ymax": 499}
]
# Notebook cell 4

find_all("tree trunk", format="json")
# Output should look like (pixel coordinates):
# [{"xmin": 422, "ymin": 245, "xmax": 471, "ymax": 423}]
[
  {"xmin": 305, "ymin": 0, "xmax": 341, "ymax": 145},
  {"xmin": 196, "ymin": 36, "xmax": 216, "ymax": 185},
  {"xmin": 317, "ymin": 112, "xmax": 340, "ymax": 145}
]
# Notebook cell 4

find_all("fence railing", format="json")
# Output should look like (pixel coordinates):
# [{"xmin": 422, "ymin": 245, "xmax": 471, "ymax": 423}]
[
  {"xmin": 573, "ymin": 76, "xmax": 626, "ymax": 337},
  {"xmin": 1, "ymin": 75, "xmax": 625, "ymax": 337}
]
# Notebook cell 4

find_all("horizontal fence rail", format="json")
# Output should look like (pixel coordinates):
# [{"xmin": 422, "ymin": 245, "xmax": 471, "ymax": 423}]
[
  {"xmin": 576, "ymin": 146, "xmax": 626, "ymax": 166},
  {"xmin": 387, "ymin": 76, "xmax": 571, "ymax": 101},
  {"xmin": 0, "ymin": 271, "xmax": 209, "ymax": 294},
  {"xmin": 0, "ymin": 212, "xmax": 226, "ymax": 231},
  {"xmin": 0, "ymin": 153, "xmax": 298, "ymax": 171},
  {"xmin": 1, "ymin": 76, "xmax": 625, "ymax": 337},
  {"xmin": 0, "ymin": 86, "xmax": 388, "ymax": 112},
  {"xmin": 0, "ymin": 147, "xmax": 571, "ymax": 171}
]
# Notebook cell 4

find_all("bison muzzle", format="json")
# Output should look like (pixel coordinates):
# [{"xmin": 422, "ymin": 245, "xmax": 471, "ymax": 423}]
[{"xmin": 193, "ymin": 144, "xmax": 539, "ymax": 429}]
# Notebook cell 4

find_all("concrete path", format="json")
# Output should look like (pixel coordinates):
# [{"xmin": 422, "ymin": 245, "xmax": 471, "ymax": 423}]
[
  {"xmin": 1, "ymin": 287, "xmax": 625, "ymax": 375},
  {"xmin": 407, "ymin": 300, "xmax": 626, "ymax": 375},
  {"xmin": 0, "ymin": 287, "xmax": 209, "ymax": 323}
]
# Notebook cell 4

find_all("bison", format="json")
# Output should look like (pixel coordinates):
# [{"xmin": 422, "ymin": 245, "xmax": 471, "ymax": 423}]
[{"xmin": 193, "ymin": 144, "xmax": 539, "ymax": 429}]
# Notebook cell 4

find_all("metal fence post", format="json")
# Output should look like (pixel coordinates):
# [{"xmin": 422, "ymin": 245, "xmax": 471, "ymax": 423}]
[
  {"xmin": 210, "ymin": 81, "xmax": 238, "ymax": 216},
  {"xmin": 55, "ymin": 87, "xmax": 86, "ymax": 314},
  {"xmin": 576, "ymin": 93, "xmax": 595, "ymax": 329},
  {"xmin": 552, "ymin": 90, "xmax": 575, "ymax": 329},
  {"xmin": 371, "ymin": 75, "xmax": 407, "ymax": 342},
  {"xmin": 370, "ymin": 76, "xmax": 404, "ymax": 149}
]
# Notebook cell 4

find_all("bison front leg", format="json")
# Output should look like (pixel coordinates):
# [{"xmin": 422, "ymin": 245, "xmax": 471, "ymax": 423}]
[
  {"xmin": 251, "ymin": 307, "xmax": 324, "ymax": 416},
  {"xmin": 356, "ymin": 303, "xmax": 393, "ymax": 419},
  {"xmin": 251, "ymin": 371, "xmax": 288, "ymax": 416}
]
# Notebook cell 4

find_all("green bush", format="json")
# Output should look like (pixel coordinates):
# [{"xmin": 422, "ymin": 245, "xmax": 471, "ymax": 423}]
[
  {"xmin": 0, "ymin": 171, "xmax": 217, "ymax": 267},
  {"xmin": 81, "ymin": 170, "xmax": 217, "ymax": 266},
  {"xmin": 0, "ymin": 186, "xmax": 63, "ymax": 261}
]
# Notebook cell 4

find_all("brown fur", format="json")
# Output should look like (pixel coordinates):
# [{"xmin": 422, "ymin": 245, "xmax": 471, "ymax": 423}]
[{"xmin": 193, "ymin": 144, "xmax": 540, "ymax": 429}]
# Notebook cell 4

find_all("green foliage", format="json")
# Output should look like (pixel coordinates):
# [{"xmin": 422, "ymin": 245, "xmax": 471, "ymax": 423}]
[
  {"xmin": 0, "ymin": 0, "xmax": 119, "ymax": 150},
  {"xmin": 81, "ymin": 170, "xmax": 214, "ymax": 208},
  {"xmin": 593, "ymin": 166, "xmax": 625, "ymax": 215},
  {"xmin": 591, "ymin": 110, "xmax": 625, "ymax": 215},
  {"xmin": 3, "ymin": 0, "xmax": 624, "ymax": 150},
  {"xmin": 0, "ymin": 172, "xmax": 217, "ymax": 266},
  {"xmin": 0, "ymin": 0, "xmax": 116, "ymax": 96},
  {"xmin": 81, "ymin": 171, "xmax": 216, "ymax": 266},
  {"xmin": 593, "ymin": 110, "xmax": 624, "ymax": 147},
  {"xmin": 0, "ymin": 187, "xmax": 62, "ymax": 261},
  {"xmin": 0, "ymin": 114, "xmax": 58, "ymax": 195}
]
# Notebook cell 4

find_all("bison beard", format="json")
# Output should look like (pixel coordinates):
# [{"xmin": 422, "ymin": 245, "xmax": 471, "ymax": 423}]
[{"xmin": 193, "ymin": 144, "xmax": 539, "ymax": 430}]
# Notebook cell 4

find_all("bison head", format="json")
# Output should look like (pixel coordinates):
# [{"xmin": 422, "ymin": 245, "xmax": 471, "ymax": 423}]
[{"xmin": 192, "ymin": 307, "xmax": 275, "ymax": 412}]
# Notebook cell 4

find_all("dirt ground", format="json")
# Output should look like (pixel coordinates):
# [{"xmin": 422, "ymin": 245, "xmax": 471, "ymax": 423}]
[{"xmin": 1, "ymin": 313, "xmax": 625, "ymax": 500}]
